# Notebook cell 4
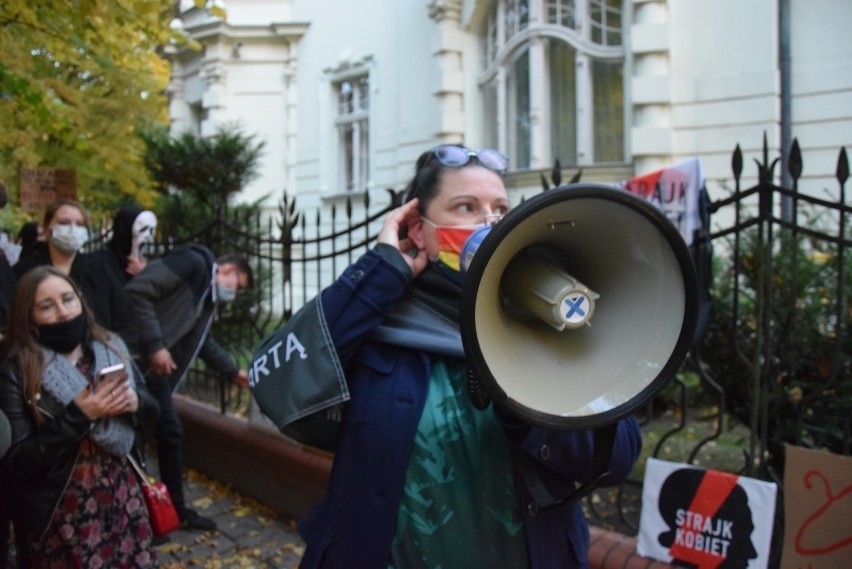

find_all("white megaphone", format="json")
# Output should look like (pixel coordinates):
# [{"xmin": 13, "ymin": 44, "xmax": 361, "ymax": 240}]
[{"xmin": 460, "ymin": 184, "xmax": 698, "ymax": 430}]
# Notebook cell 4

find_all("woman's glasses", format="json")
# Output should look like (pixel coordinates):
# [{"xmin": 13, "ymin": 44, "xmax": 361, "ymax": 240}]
[{"xmin": 430, "ymin": 145, "xmax": 509, "ymax": 174}]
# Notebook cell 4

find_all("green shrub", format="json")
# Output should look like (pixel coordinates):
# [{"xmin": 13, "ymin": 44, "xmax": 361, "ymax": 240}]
[{"xmin": 700, "ymin": 213, "xmax": 851, "ymax": 473}]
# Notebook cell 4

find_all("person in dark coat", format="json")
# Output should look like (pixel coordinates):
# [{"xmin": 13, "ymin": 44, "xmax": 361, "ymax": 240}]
[
  {"xmin": 0, "ymin": 254, "xmax": 14, "ymax": 340},
  {"xmin": 0, "ymin": 267, "xmax": 160, "ymax": 567},
  {"xmin": 287, "ymin": 145, "xmax": 642, "ymax": 568},
  {"xmin": 124, "ymin": 245, "xmax": 252, "ymax": 531},
  {"xmin": 92, "ymin": 205, "xmax": 158, "ymax": 284},
  {"xmin": 15, "ymin": 221, "xmax": 41, "ymax": 266}
]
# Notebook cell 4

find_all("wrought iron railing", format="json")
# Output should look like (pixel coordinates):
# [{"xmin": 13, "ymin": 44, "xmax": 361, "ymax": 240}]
[
  {"xmin": 92, "ymin": 137, "xmax": 849, "ymax": 562},
  {"xmin": 584, "ymin": 138, "xmax": 850, "ymax": 567}
]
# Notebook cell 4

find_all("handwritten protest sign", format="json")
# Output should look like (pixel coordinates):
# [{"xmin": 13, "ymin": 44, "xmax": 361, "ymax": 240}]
[
  {"xmin": 637, "ymin": 458, "xmax": 777, "ymax": 568},
  {"xmin": 781, "ymin": 445, "xmax": 852, "ymax": 569},
  {"xmin": 19, "ymin": 167, "xmax": 76, "ymax": 213}
]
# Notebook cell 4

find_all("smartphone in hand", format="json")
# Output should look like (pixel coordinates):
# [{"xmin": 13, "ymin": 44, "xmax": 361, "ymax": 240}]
[{"xmin": 96, "ymin": 363, "xmax": 126, "ymax": 386}]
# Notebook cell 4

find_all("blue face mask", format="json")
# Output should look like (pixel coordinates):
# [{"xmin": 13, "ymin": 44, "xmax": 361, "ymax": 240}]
[{"xmin": 216, "ymin": 283, "xmax": 237, "ymax": 303}]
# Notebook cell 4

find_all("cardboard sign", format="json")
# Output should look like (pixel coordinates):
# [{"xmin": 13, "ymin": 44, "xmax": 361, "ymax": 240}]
[
  {"xmin": 19, "ymin": 167, "xmax": 77, "ymax": 212},
  {"xmin": 781, "ymin": 445, "xmax": 852, "ymax": 569},
  {"xmin": 637, "ymin": 458, "xmax": 777, "ymax": 568}
]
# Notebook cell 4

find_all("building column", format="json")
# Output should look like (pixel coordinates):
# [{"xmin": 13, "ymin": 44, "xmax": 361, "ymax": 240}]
[
  {"xmin": 630, "ymin": 0, "xmax": 673, "ymax": 173},
  {"xmin": 167, "ymin": 68, "xmax": 188, "ymax": 133},
  {"xmin": 428, "ymin": 0, "xmax": 465, "ymax": 143},
  {"xmin": 199, "ymin": 44, "xmax": 228, "ymax": 137},
  {"xmin": 282, "ymin": 41, "xmax": 299, "ymax": 205}
]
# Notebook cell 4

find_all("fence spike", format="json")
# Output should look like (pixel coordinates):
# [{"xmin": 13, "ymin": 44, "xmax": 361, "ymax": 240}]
[
  {"xmin": 789, "ymin": 138, "xmax": 803, "ymax": 180},
  {"xmin": 837, "ymin": 147, "xmax": 849, "ymax": 184},
  {"xmin": 732, "ymin": 144, "xmax": 743, "ymax": 179},
  {"xmin": 762, "ymin": 131, "xmax": 769, "ymax": 168},
  {"xmin": 552, "ymin": 158, "xmax": 562, "ymax": 187},
  {"xmin": 768, "ymin": 157, "xmax": 779, "ymax": 183}
]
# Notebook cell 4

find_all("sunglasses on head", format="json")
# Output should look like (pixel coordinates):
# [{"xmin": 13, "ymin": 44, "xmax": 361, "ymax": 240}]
[{"xmin": 430, "ymin": 145, "xmax": 509, "ymax": 174}]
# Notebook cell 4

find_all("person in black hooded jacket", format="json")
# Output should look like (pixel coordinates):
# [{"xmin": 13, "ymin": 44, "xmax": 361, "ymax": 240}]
[{"xmin": 92, "ymin": 205, "xmax": 158, "ymax": 285}]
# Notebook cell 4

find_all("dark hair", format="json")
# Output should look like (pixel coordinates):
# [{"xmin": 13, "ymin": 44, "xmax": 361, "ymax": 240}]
[
  {"xmin": 108, "ymin": 205, "xmax": 144, "ymax": 260},
  {"xmin": 402, "ymin": 145, "xmax": 506, "ymax": 215},
  {"xmin": 216, "ymin": 253, "xmax": 253, "ymax": 288}
]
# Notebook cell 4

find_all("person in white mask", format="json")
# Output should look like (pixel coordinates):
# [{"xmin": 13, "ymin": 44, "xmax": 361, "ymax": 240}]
[
  {"xmin": 13, "ymin": 199, "xmax": 133, "ymax": 337},
  {"xmin": 94, "ymin": 205, "xmax": 159, "ymax": 284}
]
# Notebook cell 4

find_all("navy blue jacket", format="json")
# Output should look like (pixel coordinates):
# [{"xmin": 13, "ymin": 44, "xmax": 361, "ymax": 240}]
[{"xmin": 297, "ymin": 247, "xmax": 642, "ymax": 569}]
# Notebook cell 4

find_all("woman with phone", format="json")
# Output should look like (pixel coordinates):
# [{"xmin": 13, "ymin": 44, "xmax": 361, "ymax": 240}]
[{"xmin": 0, "ymin": 266, "xmax": 159, "ymax": 567}]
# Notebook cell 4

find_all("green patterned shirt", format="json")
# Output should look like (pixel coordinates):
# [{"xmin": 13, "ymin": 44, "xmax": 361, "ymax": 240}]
[{"xmin": 390, "ymin": 358, "xmax": 529, "ymax": 568}]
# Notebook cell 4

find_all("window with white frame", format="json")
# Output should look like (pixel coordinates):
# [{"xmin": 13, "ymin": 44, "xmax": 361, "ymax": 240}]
[
  {"xmin": 335, "ymin": 76, "xmax": 370, "ymax": 192},
  {"xmin": 480, "ymin": 0, "xmax": 625, "ymax": 170}
]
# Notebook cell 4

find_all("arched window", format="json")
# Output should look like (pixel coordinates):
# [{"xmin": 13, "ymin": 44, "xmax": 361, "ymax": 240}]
[{"xmin": 480, "ymin": 0, "xmax": 625, "ymax": 169}]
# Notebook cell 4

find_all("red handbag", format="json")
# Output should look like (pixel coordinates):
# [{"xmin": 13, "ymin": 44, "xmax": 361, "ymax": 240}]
[{"xmin": 127, "ymin": 454, "xmax": 180, "ymax": 537}]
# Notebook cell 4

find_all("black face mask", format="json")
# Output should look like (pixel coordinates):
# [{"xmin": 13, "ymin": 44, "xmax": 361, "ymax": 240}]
[{"xmin": 36, "ymin": 313, "xmax": 88, "ymax": 354}]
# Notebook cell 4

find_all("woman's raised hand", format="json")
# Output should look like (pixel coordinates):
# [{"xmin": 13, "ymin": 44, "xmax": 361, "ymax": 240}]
[{"xmin": 377, "ymin": 198, "xmax": 429, "ymax": 277}]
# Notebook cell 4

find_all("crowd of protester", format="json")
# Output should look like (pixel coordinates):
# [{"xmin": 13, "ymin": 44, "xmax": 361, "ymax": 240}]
[
  {"xmin": 1, "ymin": 144, "xmax": 641, "ymax": 569},
  {"xmin": 0, "ymin": 200, "xmax": 252, "ymax": 568}
]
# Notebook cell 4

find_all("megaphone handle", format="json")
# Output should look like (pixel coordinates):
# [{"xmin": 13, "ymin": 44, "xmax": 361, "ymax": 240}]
[
  {"xmin": 517, "ymin": 423, "xmax": 618, "ymax": 508},
  {"xmin": 465, "ymin": 367, "xmax": 491, "ymax": 411}
]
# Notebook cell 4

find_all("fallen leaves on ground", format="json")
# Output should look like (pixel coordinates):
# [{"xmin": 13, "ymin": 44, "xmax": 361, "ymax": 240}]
[{"xmin": 154, "ymin": 467, "xmax": 304, "ymax": 568}]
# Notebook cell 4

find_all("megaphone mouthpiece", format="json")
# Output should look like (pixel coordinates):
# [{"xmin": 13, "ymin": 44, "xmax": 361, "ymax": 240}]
[{"xmin": 501, "ymin": 246, "xmax": 599, "ymax": 331}]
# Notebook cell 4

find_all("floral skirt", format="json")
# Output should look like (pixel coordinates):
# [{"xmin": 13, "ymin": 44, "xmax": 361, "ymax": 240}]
[{"xmin": 27, "ymin": 439, "xmax": 157, "ymax": 569}]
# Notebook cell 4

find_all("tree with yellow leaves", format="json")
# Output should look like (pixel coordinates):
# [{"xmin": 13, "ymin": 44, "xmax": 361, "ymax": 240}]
[{"xmin": 0, "ymin": 0, "xmax": 212, "ymax": 224}]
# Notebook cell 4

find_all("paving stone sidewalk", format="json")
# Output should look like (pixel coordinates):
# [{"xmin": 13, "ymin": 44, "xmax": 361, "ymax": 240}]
[
  {"xmin": 154, "ymin": 467, "xmax": 306, "ymax": 568},
  {"xmin": 4, "ymin": 465, "xmax": 306, "ymax": 569}
]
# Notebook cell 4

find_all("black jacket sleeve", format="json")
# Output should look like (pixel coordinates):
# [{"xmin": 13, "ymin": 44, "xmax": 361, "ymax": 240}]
[
  {"xmin": 0, "ymin": 362, "xmax": 93, "ymax": 485},
  {"xmin": 198, "ymin": 335, "xmax": 240, "ymax": 380}
]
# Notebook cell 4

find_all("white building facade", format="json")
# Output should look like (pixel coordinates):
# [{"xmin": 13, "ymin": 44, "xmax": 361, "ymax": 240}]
[{"xmin": 166, "ymin": 0, "xmax": 852, "ymax": 214}]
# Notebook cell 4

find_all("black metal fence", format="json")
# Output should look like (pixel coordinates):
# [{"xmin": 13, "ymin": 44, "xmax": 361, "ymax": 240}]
[
  {"xmin": 91, "ymin": 189, "xmax": 404, "ymax": 414},
  {"xmin": 585, "ymin": 137, "xmax": 850, "ymax": 562},
  {"xmin": 98, "ymin": 137, "xmax": 849, "ymax": 559}
]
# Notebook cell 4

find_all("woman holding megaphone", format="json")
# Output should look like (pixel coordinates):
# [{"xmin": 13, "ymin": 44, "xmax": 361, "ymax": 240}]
[{"xmin": 290, "ymin": 145, "xmax": 642, "ymax": 569}]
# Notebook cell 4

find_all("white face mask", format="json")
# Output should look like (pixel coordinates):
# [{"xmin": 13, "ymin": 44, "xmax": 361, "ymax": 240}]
[
  {"xmin": 130, "ymin": 210, "xmax": 158, "ymax": 258},
  {"xmin": 216, "ymin": 283, "xmax": 237, "ymax": 303},
  {"xmin": 50, "ymin": 224, "xmax": 89, "ymax": 254}
]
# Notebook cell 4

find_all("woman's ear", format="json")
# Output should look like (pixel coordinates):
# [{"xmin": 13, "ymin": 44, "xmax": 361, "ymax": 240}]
[{"xmin": 407, "ymin": 216, "xmax": 425, "ymax": 249}]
